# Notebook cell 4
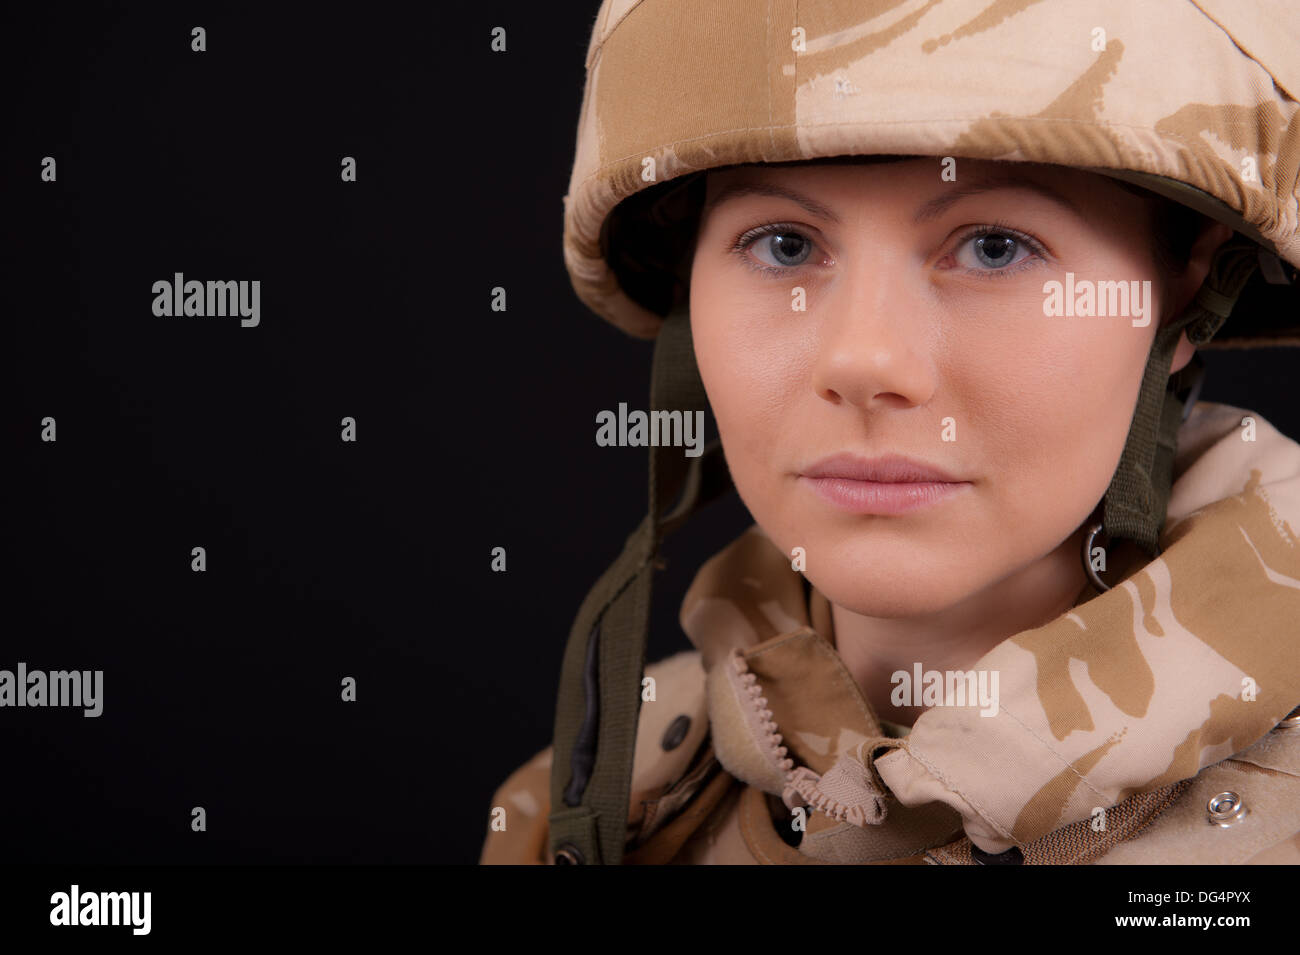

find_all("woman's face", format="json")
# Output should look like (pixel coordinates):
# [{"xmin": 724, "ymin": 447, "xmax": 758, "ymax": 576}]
[{"xmin": 689, "ymin": 158, "xmax": 1202, "ymax": 618}]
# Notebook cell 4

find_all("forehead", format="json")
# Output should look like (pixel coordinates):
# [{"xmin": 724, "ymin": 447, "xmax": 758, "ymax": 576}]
[
  {"xmin": 707, "ymin": 158, "xmax": 1123, "ymax": 200},
  {"xmin": 708, "ymin": 157, "xmax": 1088, "ymax": 188},
  {"xmin": 701, "ymin": 158, "xmax": 1132, "ymax": 216}
]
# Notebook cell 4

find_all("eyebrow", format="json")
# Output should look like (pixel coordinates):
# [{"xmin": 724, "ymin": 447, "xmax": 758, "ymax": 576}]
[
  {"xmin": 701, "ymin": 182, "xmax": 842, "ymax": 224},
  {"xmin": 701, "ymin": 173, "xmax": 1085, "ymax": 226},
  {"xmin": 912, "ymin": 175, "xmax": 1084, "ymax": 223}
]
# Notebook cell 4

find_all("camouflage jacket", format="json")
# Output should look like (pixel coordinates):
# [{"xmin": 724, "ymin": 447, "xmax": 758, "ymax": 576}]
[{"xmin": 481, "ymin": 400, "xmax": 1300, "ymax": 864}]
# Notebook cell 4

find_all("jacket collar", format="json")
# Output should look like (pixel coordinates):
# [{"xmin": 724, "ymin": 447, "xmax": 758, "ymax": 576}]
[{"xmin": 680, "ymin": 402, "xmax": 1300, "ymax": 854}]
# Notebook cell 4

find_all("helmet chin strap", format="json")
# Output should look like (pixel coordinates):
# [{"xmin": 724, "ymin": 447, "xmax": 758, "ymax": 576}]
[{"xmin": 1087, "ymin": 239, "xmax": 1259, "ymax": 590}]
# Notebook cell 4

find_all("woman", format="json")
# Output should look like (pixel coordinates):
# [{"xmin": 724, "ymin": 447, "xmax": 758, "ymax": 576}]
[{"xmin": 482, "ymin": 0, "xmax": 1300, "ymax": 864}]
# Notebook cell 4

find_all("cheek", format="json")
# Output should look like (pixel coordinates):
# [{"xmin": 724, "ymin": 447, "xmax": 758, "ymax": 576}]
[
  {"xmin": 950, "ymin": 306, "xmax": 1152, "ymax": 525},
  {"xmin": 689, "ymin": 265, "xmax": 807, "ymax": 503},
  {"xmin": 691, "ymin": 267, "xmax": 793, "ymax": 426}
]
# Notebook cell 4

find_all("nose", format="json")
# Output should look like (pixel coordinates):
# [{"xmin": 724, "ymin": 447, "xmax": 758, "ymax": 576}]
[{"xmin": 809, "ymin": 258, "xmax": 937, "ymax": 412}]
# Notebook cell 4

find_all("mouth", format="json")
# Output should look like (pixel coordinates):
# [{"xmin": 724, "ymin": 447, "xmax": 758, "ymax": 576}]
[{"xmin": 798, "ymin": 453, "xmax": 972, "ymax": 515}]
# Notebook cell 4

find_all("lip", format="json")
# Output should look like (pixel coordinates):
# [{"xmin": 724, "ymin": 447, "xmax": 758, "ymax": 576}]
[{"xmin": 798, "ymin": 453, "xmax": 972, "ymax": 515}]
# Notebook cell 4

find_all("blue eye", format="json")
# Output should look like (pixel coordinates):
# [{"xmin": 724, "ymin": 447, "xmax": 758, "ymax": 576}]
[
  {"xmin": 730, "ymin": 221, "xmax": 1047, "ymax": 277},
  {"xmin": 952, "ymin": 226, "xmax": 1045, "ymax": 273},
  {"xmin": 752, "ymin": 231, "xmax": 813, "ymax": 268},
  {"xmin": 733, "ymin": 224, "xmax": 819, "ymax": 273}
]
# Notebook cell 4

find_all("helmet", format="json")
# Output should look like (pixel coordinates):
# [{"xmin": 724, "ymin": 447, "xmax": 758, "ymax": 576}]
[{"xmin": 549, "ymin": 0, "xmax": 1300, "ymax": 864}]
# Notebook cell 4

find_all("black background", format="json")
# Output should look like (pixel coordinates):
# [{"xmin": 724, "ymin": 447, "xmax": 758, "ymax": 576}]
[{"xmin": 3, "ymin": 1, "xmax": 1297, "ymax": 865}]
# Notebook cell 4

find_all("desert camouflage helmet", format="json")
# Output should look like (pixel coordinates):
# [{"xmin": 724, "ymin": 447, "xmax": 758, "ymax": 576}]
[
  {"xmin": 563, "ymin": 0, "xmax": 1299, "ymax": 338},
  {"xmin": 561, "ymin": 0, "xmax": 1299, "ymax": 554},
  {"xmin": 546, "ymin": 0, "xmax": 1300, "ymax": 864}
]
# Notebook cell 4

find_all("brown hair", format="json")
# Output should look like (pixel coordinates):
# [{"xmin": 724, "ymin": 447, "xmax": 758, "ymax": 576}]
[{"xmin": 1110, "ymin": 179, "xmax": 1215, "ymax": 276}]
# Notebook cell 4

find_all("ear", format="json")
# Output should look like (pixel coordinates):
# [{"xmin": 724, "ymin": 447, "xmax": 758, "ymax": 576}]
[{"xmin": 1165, "ymin": 221, "xmax": 1234, "ymax": 374}]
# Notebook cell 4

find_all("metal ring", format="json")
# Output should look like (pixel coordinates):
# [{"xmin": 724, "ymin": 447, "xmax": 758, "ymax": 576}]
[
  {"xmin": 1206, "ymin": 791, "xmax": 1247, "ymax": 827},
  {"xmin": 1277, "ymin": 705, "xmax": 1300, "ymax": 729},
  {"xmin": 1082, "ymin": 522, "xmax": 1161, "ymax": 594},
  {"xmin": 553, "ymin": 843, "xmax": 585, "ymax": 865},
  {"xmin": 1083, "ymin": 522, "xmax": 1110, "ymax": 593}
]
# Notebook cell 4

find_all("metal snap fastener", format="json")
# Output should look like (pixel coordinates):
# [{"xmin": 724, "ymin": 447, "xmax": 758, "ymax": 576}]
[
  {"xmin": 553, "ymin": 843, "xmax": 585, "ymax": 865},
  {"xmin": 1277, "ymin": 706, "xmax": 1300, "ymax": 729},
  {"xmin": 661, "ymin": 714, "xmax": 691, "ymax": 751},
  {"xmin": 1207, "ymin": 791, "xmax": 1247, "ymax": 827},
  {"xmin": 970, "ymin": 844, "xmax": 1023, "ymax": 865}
]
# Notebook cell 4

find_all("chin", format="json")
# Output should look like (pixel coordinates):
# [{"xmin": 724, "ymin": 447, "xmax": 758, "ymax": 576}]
[
  {"xmin": 796, "ymin": 535, "xmax": 977, "ymax": 616},
  {"xmin": 813, "ymin": 568, "xmax": 973, "ymax": 620}
]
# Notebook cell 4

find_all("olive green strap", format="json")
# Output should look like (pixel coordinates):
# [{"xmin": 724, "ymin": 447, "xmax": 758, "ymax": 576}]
[
  {"xmin": 548, "ymin": 304, "xmax": 729, "ymax": 864},
  {"xmin": 1102, "ymin": 240, "xmax": 1260, "ymax": 554}
]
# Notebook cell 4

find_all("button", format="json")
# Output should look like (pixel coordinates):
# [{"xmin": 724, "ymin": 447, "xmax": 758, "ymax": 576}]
[
  {"xmin": 661, "ymin": 714, "xmax": 691, "ymax": 751},
  {"xmin": 970, "ymin": 844, "xmax": 1023, "ymax": 865},
  {"xmin": 1206, "ymin": 791, "xmax": 1247, "ymax": 827},
  {"xmin": 553, "ymin": 842, "xmax": 585, "ymax": 865}
]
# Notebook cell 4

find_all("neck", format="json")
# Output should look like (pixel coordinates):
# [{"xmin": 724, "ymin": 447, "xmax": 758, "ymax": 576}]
[{"xmin": 832, "ymin": 522, "xmax": 1094, "ymax": 728}]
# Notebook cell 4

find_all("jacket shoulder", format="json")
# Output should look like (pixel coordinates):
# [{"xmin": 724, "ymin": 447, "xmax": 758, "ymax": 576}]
[
  {"xmin": 1093, "ymin": 712, "xmax": 1300, "ymax": 864},
  {"xmin": 479, "ymin": 649, "xmax": 713, "ymax": 864}
]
